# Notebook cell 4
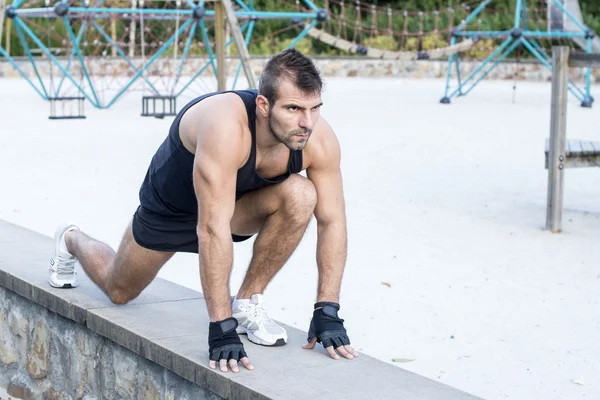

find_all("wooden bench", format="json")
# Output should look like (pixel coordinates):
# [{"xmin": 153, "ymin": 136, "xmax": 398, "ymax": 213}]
[{"xmin": 545, "ymin": 138, "xmax": 600, "ymax": 169}]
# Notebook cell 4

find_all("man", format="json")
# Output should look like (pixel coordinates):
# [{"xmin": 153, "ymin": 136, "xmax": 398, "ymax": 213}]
[{"xmin": 48, "ymin": 48, "xmax": 358, "ymax": 373}]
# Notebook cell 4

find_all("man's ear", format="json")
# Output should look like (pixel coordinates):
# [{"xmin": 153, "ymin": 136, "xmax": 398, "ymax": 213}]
[{"xmin": 256, "ymin": 95, "xmax": 269, "ymax": 117}]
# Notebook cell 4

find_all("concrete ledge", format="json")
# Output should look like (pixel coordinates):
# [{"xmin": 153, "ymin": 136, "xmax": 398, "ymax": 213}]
[{"xmin": 0, "ymin": 219, "xmax": 481, "ymax": 399}]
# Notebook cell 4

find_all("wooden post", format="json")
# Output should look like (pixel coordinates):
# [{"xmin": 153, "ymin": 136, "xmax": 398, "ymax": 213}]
[
  {"xmin": 221, "ymin": 0, "xmax": 256, "ymax": 89},
  {"xmin": 214, "ymin": 0, "xmax": 226, "ymax": 91},
  {"xmin": 546, "ymin": 46, "xmax": 570, "ymax": 233}
]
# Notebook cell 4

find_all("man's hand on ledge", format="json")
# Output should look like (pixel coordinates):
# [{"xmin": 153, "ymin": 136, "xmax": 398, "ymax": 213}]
[
  {"xmin": 302, "ymin": 302, "xmax": 359, "ymax": 360},
  {"xmin": 208, "ymin": 317, "xmax": 254, "ymax": 373}
]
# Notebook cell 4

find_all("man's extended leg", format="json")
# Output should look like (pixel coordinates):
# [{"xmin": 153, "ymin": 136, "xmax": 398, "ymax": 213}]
[
  {"xmin": 63, "ymin": 221, "xmax": 174, "ymax": 304},
  {"xmin": 229, "ymin": 174, "xmax": 317, "ymax": 345}
]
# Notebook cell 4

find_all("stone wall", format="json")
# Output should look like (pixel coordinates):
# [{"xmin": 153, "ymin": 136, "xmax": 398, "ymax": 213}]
[
  {"xmin": 1, "ymin": 56, "xmax": 599, "ymax": 82},
  {"xmin": 0, "ymin": 285, "xmax": 221, "ymax": 400}
]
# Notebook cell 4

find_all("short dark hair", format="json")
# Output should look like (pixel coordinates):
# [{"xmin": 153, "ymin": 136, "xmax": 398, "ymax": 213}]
[{"xmin": 258, "ymin": 48, "xmax": 323, "ymax": 106}]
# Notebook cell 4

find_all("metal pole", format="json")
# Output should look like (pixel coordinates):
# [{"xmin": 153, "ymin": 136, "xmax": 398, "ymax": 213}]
[
  {"xmin": 546, "ymin": 46, "xmax": 569, "ymax": 233},
  {"xmin": 215, "ymin": 0, "xmax": 226, "ymax": 90}
]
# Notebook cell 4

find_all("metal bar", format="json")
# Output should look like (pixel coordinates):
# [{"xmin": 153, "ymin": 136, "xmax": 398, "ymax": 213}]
[
  {"xmin": 105, "ymin": 18, "xmax": 194, "ymax": 108},
  {"xmin": 0, "ymin": 45, "xmax": 46, "ymax": 98},
  {"xmin": 461, "ymin": 38, "xmax": 522, "ymax": 97},
  {"xmin": 90, "ymin": 19, "xmax": 160, "ymax": 94},
  {"xmin": 175, "ymin": 26, "xmax": 239, "ymax": 97},
  {"xmin": 171, "ymin": 20, "xmax": 198, "ymax": 95},
  {"xmin": 15, "ymin": 9, "xmax": 318, "ymax": 21},
  {"xmin": 529, "ymin": 37, "xmax": 586, "ymax": 98},
  {"xmin": 584, "ymin": 38, "xmax": 592, "ymax": 104},
  {"xmin": 514, "ymin": 0, "xmax": 522, "ymax": 28},
  {"xmin": 56, "ymin": 20, "xmax": 88, "ymax": 97},
  {"xmin": 521, "ymin": 37, "xmax": 584, "ymax": 102},
  {"xmin": 62, "ymin": 16, "xmax": 100, "ymax": 105},
  {"xmin": 234, "ymin": 0, "xmax": 251, "ymax": 12},
  {"xmin": 447, "ymin": 36, "xmax": 514, "ymax": 99},
  {"xmin": 175, "ymin": 57, "xmax": 214, "ymax": 97},
  {"xmin": 550, "ymin": 0, "xmax": 588, "ymax": 33},
  {"xmin": 215, "ymin": 0, "xmax": 226, "ymax": 90},
  {"xmin": 16, "ymin": 6, "xmax": 318, "ymax": 20},
  {"xmin": 233, "ymin": 19, "xmax": 253, "ymax": 89},
  {"xmin": 455, "ymin": 51, "xmax": 463, "ymax": 95},
  {"xmin": 13, "ymin": 17, "xmax": 98, "ymax": 106},
  {"xmin": 546, "ymin": 46, "xmax": 569, "ymax": 233},
  {"xmin": 454, "ymin": 0, "xmax": 493, "ymax": 32},
  {"xmin": 442, "ymin": 35, "xmax": 456, "ymax": 100},
  {"xmin": 13, "ymin": 17, "xmax": 48, "ymax": 98},
  {"xmin": 523, "ymin": 30, "xmax": 586, "ymax": 38},
  {"xmin": 454, "ymin": 30, "xmax": 586, "ymax": 38},
  {"xmin": 199, "ymin": 20, "xmax": 218, "ymax": 78},
  {"xmin": 285, "ymin": 19, "xmax": 318, "ymax": 49}
]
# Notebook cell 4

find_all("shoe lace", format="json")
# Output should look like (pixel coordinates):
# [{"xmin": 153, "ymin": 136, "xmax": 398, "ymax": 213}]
[
  {"xmin": 51, "ymin": 251, "xmax": 76, "ymax": 275},
  {"xmin": 246, "ymin": 304, "xmax": 274, "ymax": 325}
]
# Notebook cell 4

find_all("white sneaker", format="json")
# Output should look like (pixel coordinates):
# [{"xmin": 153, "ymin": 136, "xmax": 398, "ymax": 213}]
[
  {"xmin": 48, "ymin": 222, "xmax": 79, "ymax": 288},
  {"xmin": 232, "ymin": 294, "xmax": 287, "ymax": 346}
]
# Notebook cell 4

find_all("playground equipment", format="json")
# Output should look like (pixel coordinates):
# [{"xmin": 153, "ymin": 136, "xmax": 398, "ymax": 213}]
[
  {"xmin": 1, "ymin": 0, "xmax": 598, "ymax": 117},
  {"xmin": 0, "ymin": 0, "xmax": 325, "ymax": 118},
  {"xmin": 545, "ymin": 46, "xmax": 600, "ymax": 233},
  {"xmin": 0, "ymin": 0, "xmax": 503, "ymax": 118},
  {"xmin": 441, "ymin": 0, "xmax": 598, "ymax": 108}
]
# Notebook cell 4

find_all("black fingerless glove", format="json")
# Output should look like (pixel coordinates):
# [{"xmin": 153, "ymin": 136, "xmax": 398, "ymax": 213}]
[
  {"xmin": 208, "ymin": 317, "xmax": 248, "ymax": 361},
  {"xmin": 307, "ymin": 302, "xmax": 351, "ymax": 348}
]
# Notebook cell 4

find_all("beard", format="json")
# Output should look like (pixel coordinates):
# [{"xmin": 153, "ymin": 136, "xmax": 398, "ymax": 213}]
[{"xmin": 268, "ymin": 111, "xmax": 311, "ymax": 151}]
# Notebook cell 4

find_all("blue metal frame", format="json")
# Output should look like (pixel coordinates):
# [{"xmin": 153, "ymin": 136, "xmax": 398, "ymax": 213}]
[
  {"xmin": 1, "ymin": 0, "xmax": 324, "ymax": 110},
  {"xmin": 441, "ymin": 0, "xmax": 595, "ymax": 108}
]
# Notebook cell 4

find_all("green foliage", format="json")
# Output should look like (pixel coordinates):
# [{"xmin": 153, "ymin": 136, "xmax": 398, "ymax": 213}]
[{"xmin": 364, "ymin": 35, "xmax": 397, "ymax": 51}]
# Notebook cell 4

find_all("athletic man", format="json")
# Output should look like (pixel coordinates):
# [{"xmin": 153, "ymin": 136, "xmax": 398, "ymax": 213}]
[{"xmin": 48, "ymin": 48, "xmax": 358, "ymax": 373}]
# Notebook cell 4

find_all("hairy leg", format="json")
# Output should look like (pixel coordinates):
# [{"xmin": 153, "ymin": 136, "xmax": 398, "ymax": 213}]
[
  {"xmin": 66, "ymin": 221, "xmax": 174, "ymax": 304},
  {"xmin": 230, "ymin": 174, "xmax": 317, "ymax": 299}
]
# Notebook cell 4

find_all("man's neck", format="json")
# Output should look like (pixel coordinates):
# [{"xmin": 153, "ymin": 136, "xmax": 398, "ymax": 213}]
[{"xmin": 255, "ymin": 115, "xmax": 285, "ymax": 154}]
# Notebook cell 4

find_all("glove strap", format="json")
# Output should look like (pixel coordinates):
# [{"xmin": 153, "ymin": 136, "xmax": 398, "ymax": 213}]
[
  {"xmin": 209, "ymin": 317, "xmax": 238, "ymax": 337},
  {"xmin": 314, "ymin": 302, "xmax": 341, "ymax": 318}
]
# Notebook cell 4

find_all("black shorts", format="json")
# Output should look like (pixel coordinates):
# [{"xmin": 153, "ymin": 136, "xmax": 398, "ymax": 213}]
[{"xmin": 132, "ymin": 206, "xmax": 253, "ymax": 253}]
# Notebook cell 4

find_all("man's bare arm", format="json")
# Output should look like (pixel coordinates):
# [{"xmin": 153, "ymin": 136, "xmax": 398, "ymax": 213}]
[
  {"xmin": 193, "ymin": 114, "xmax": 244, "ymax": 322},
  {"xmin": 306, "ymin": 121, "xmax": 347, "ymax": 304}
]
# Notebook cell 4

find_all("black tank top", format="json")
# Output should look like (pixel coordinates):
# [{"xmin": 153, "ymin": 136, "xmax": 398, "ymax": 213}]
[{"xmin": 138, "ymin": 89, "xmax": 304, "ymax": 218}]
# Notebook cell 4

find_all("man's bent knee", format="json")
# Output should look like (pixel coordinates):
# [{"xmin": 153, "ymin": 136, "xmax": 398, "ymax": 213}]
[
  {"xmin": 278, "ymin": 175, "xmax": 317, "ymax": 222},
  {"xmin": 108, "ymin": 288, "xmax": 139, "ymax": 305}
]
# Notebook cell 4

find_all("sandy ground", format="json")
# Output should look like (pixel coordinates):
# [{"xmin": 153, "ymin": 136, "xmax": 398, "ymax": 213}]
[{"xmin": 1, "ymin": 75, "xmax": 599, "ymax": 400}]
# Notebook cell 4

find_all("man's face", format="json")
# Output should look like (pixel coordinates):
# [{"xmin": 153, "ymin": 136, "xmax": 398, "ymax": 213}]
[{"xmin": 267, "ymin": 79, "xmax": 322, "ymax": 151}]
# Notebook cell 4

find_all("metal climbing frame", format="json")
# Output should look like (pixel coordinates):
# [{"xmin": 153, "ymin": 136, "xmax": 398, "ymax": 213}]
[
  {"xmin": 0, "ymin": 0, "xmax": 329, "ymax": 111},
  {"xmin": 440, "ymin": 0, "xmax": 596, "ymax": 108}
]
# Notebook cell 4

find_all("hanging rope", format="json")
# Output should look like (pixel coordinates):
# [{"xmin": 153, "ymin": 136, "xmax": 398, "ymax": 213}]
[
  {"xmin": 306, "ymin": 23, "xmax": 475, "ymax": 60},
  {"xmin": 512, "ymin": 44, "xmax": 522, "ymax": 104}
]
